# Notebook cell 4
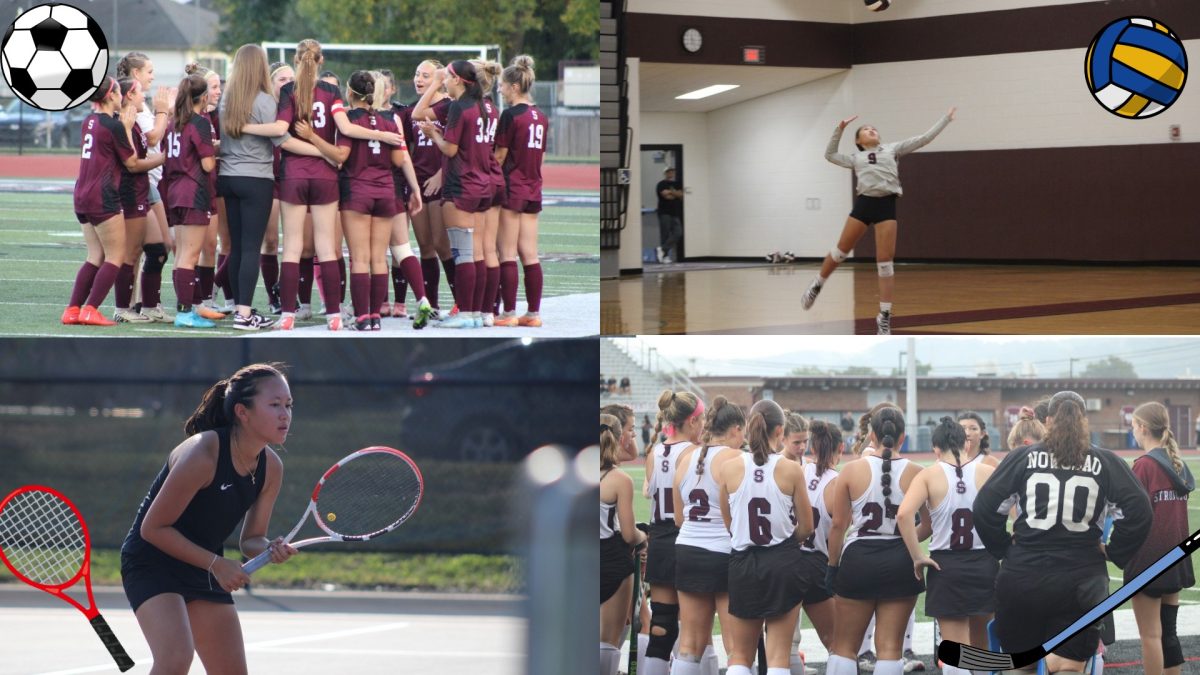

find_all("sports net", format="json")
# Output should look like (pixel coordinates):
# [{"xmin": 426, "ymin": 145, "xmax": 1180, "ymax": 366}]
[{"xmin": 0, "ymin": 489, "xmax": 86, "ymax": 586}]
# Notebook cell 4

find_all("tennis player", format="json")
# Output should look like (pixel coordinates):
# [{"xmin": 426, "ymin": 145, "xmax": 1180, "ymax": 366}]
[{"xmin": 120, "ymin": 363, "xmax": 298, "ymax": 673}]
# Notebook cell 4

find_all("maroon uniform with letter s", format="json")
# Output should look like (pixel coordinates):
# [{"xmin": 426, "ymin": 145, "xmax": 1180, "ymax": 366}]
[
  {"xmin": 277, "ymin": 80, "xmax": 345, "ymax": 205},
  {"xmin": 484, "ymin": 98, "xmax": 504, "ymax": 208},
  {"xmin": 337, "ymin": 108, "xmax": 400, "ymax": 219},
  {"xmin": 75, "ymin": 113, "xmax": 135, "ymax": 225},
  {"xmin": 442, "ymin": 96, "xmax": 496, "ymax": 213},
  {"xmin": 497, "ymin": 102, "xmax": 546, "ymax": 214},
  {"xmin": 119, "ymin": 121, "xmax": 150, "ymax": 219},
  {"xmin": 400, "ymin": 97, "xmax": 450, "ymax": 202},
  {"xmin": 162, "ymin": 114, "xmax": 217, "ymax": 226}
]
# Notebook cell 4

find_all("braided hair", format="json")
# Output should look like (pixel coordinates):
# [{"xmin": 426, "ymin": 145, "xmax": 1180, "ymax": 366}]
[
  {"xmin": 870, "ymin": 406, "xmax": 905, "ymax": 512},
  {"xmin": 933, "ymin": 417, "xmax": 968, "ymax": 492},
  {"xmin": 1133, "ymin": 401, "xmax": 1183, "ymax": 475},
  {"xmin": 697, "ymin": 396, "xmax": 745, "ymax": 476}
]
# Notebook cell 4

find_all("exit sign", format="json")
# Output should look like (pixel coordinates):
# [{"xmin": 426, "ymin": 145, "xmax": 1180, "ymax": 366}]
[{"xmin": 743, "ymin": 46, "xmax": 765, "ymax": 64}]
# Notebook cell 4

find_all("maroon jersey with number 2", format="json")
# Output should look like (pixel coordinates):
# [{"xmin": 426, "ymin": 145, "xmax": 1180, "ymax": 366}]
[{"xmin": 75, "ymin": 112, "xmax": 135, "ymax": 220}]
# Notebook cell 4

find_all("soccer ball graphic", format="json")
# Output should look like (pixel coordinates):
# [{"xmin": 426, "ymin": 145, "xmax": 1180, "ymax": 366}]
[{"xmin": 1, "ymin": 4, "xmax": 109, "ymax": 111}]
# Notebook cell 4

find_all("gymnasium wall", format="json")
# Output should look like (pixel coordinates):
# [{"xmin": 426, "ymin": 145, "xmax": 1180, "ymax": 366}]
[{"xmin": 640, "ymin": 112, "xmax": 711, "ymax": 254}]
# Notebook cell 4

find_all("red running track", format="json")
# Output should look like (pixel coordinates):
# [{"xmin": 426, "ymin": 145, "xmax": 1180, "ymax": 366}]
[{"xmin": 0, "ymin": 154, "xmax": 599, "ymax": 191}]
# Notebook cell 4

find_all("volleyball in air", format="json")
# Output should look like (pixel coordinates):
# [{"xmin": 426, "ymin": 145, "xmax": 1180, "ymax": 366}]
[{"xmin": 1086, "ymin": 17, "xmax": 1187, "ymax": 119}]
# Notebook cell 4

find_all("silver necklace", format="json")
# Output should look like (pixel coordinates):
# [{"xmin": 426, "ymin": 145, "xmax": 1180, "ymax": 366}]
[{"xmin": 231, "ymin": 429, "xmax": 256, "ymax": 485}]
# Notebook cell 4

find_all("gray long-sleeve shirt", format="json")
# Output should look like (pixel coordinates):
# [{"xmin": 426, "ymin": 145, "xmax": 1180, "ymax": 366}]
[{"xmin": 825, "ymin": 114, "xmax": 952, "ymax": 197}]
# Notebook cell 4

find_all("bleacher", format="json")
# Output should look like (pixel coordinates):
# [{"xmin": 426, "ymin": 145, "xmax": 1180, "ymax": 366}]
[{"xmin": 600, "ymin": 339, "xmax": 707, "ymax": 423}]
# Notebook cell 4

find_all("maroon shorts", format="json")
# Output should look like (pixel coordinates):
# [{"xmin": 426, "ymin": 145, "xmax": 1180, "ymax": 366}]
[
  {"xmin": 75, "ymin": 211, "xmax": 121, "ymax": 227},
  {"xmin": 393, "ymin": 195, "xmax": 409, "ymax": 215},
  {"xmin": 278, "ymin": 177, "xmax": 339, "ymax": 206},
  {"xmin": 167, "ymin": 207, "xmax": 212, "ymax": 227},
  {"xmin": 450, "ymin": 196, "xmax": 492, "ymax": 214},
  {"xmin": 490, "ymin": 183, "xmax": 505, "ymax": 209},
  {"xmin": 341, "ymin": 195, "xmax": 398, "ymax": 219},
  {"xmin": 502, "ymin": 197, "xmax": 543, "ymax": 214},
  {"xmin": 415, "ymin": 173, "xmax": 441, "ymax": 204}
]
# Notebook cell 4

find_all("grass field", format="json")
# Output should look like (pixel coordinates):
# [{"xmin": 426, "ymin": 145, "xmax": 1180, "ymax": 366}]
[
  {"xmin": 0, "ymin": 190, "xmax": 597, "ymax": 336},
  {"xmin": 623, "ymin": 455, "xmax": 1200, "ymax": 634}
]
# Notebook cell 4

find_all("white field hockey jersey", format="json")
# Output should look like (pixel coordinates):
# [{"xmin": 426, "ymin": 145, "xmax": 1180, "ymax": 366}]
[
  {"xmin": 929, "ymin": 460, "xmax": 986, "ymax": 552},
  {"xmin": 801, "ymin": 463, "xmax": 838, "ymax": 558},
  {"xmin": 824, "ymin": 114, "xmax": 951, "ymax": 197},
  {"xmin": 648, "ymin": 441, "xmax": 692, "ymax": 526},
  {"xmin": 601, "ymin": 498, "xmax": 619, "ymax": 540},
  {"xmin": 843, "ymin": 455, "xmax": 911, "ymax": 552},
  {"xmin": 677, "ymin": 446, "xmax": 734, "ymax": 554},
  {"xmin": 729, "ymin": 454, "xmax": 797, "ymax": 552}
]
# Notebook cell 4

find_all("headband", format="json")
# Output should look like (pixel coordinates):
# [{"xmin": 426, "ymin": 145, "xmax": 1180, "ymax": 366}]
[
  {"xmin": 663, "ymin": 398, "xmax": 705, "ymax": 438},
  {"xmin": 270, "ymin": 65, "xmax": 289, "ymax": 79},
  {"xmin": 600, "ymin": 424, "xmax": 613, "ymax": 435},
  {"xmin": 104, "ymin": 77, "xmax": 117, "ymax": 99},
  {"xmin": 447, "ymin": 63, "xmax": 475, "ymax": 84}
]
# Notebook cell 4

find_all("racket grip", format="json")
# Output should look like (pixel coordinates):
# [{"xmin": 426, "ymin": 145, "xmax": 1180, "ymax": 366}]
[
  {"xmin": 89, "ymin": 614, "xmax": 135, "ymax": 672},
  {"xmin": 243, "ymin": 549, "xmax": 273, "ymax": 574}
]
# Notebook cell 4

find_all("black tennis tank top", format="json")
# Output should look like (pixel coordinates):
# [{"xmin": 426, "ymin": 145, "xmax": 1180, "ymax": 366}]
[{"xmin": 121, "ymin": 427, "xmax": 267, "ymax": 563}]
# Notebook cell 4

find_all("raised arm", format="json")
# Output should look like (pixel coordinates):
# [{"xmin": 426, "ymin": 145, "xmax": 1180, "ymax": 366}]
[
  {"xmin": 824, "ymin": 115, "xmax": 857, "ymax": 169},
  {"xmin": 893, "ymin": 107, "xmax": 955, "ymax": 157}
]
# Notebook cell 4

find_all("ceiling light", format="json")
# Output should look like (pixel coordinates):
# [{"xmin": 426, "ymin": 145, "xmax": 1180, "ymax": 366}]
[{"xmin": 675, "ymin": 84, "xmax": 739, "ymax": 100}]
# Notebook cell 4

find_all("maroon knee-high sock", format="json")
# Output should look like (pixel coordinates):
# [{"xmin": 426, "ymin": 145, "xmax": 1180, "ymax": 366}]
[
  {"xmin": 141, "ymin": 264, "xmax": 162, "ymax": 308},
  {"xmin": 350, "ymin": 272, "xmax": 370, "ymax": 319},
  {"xmin": 84, "ymin": 262, "xmax": 119, "ymax": 309},
  {"xmin": 454, "ymin": 261, "xmax": 476, "ymax": 311},
  {"xmin": 173, "ymin": 268, "xmax": 196, "ymax": 311},
  {"xmin": 484, "ymin": 265, "xmax": 500, "ymax": 316},
  {"xmin": 472, "ymin": 260, "xmax": 487, "ymax": 314},
  {"xmin": 370, "ymin": 273, "xmax": 388, "ymax": 315},
  {"xmin": 115, "ymin": 263, "xmax": 135, "ymax": 309},
  {"xmin": 298, "ymin": 256, "xmax": 315, "ymax": 304},
  {"xmin": 391, "ymin": 266, "xmax": 407, "ymax": 306},
  {"xmin": 280, "ymin": 261, "xmax": 300, "ymax": 313},
  {"xmin": 196, "ymin": 266, "xmax": 215, "ymax": 304},
  {"xmin": 318, "ymin": 260, "xmax": 341, "ymax": 315},
  {"xmin": 523, "ymin": 262, "xmax": 543, "ymax": 312},
  {"xmin": 399, "ymin": 257, "xmax": 425, "ymax": 301},
  {"xmin": 215, "ymin": 253, "xmax": 233, "ymax": 301},
  {"xmin": 336, "ymin": 256, "xmax": 347, "ymax": 304},
  {"xmin": 260, "ymin": 254, "xmax": 280, "ymax": 304},
  {"xmin": 68, "ymin": 261, "xmax": 99, "ymax": 308},
  {"xmin": 500, "ymin": 261, "xmax": 519, "ymax": 314},
  {"xmin": 421, "ymin": 257, "xmax": 441, "ymax": 308},
  {"xmin": 441, "ymin": 257, "xmax": 456, "ymax": 297}
]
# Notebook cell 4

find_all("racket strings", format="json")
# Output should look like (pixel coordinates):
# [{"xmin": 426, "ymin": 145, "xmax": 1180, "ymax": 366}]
[
  {"xmin": 0, "ymin": 490, "xmax": 85, "ymax": 586},
  {"xmin": 316, "ymin": 452, "xmax": 422, "ymax": 537}
]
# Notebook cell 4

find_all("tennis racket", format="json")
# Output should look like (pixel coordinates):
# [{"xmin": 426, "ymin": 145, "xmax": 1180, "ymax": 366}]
[
  {"xmin": 0, "ymin": 485, "xmax": 135, "ymax": 672},
  {"xmin": 243, "ymin": 447, "xmax": 423, "ymax": 574}
]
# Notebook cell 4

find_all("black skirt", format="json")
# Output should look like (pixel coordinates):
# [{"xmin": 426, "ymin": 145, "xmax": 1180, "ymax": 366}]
[
  {"xmin": 675, "ymin": 543, "xmax": 729, "ymax": 594},
  {"xmin": 835, "ymin": 538, "xmax": 925, "ymax": 600},
  {"xmin": 645, "ymin": 521, "xmax": 679, "ymax": 586},
  {"xmin": 925, "ymin": 549, "xmax": 999, "ymax": 618},
  {"xmin": 728, "ymin": 539, "xmax": 808, "ymax": 619},
  {"xmin": 797, "ymin": 550, "xmax": 833, "ymax": 606},
  {"xmin": 600, "ymin": 535, "xmax": 635, "ymax": 604},
  {"xmin": 121, "ymin": 553, "xmax": 232, "ymax": 612}
]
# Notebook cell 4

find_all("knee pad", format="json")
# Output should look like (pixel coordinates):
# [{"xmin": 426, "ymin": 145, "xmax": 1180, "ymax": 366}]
[
  {"xmin": 1161, "ymin": 603, "xmax": 1183, "ymax": 666},
  {"xmin": 830, "ymin": 247, "xmax": 849, "ymax": 263},
  {"xmin": 448, "ymin": 228, "xmax": 474, "ymax": 266},
  {"xmin": 391, "ymin": 243, "xmax": 414, "ymax": 263},
  {"xmin": 877, "ymin": 260, "xmax": 895, "ymax": 278},
  {"xmin": 142, "ymin": 243, "xmax": 167, "ymax": 274},
  {"xmin": 646, "ymin": 602, "xmax": 679, "ymax": 661}
]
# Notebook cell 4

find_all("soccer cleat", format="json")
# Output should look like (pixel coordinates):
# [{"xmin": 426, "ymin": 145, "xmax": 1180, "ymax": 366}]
[
  {"xmin": 61, "ymin": 306, "xmax": 80, "ymax": 325},
  {"xmin": 173, "ymin": 310, "xmax": 216, "ymax": 329},
  {"xmin": 472, "ymin": 314, "xmax": 484, "ymax": 328},
  {"xmin": 370, "ymin": 315, "xmax": 382, "ymax": 331},
  {"xmin": 801, "ymin": 278, "xmax": 823, "ymax": 310},
  {"xmin": 268, "ymin": 300, "xmax": 283, "ymax": 315},
  {"xmin": 113, "ymin": 308, "xmax": 151, "ymax": 323},
  {"xmin": 858, "ymin": 650, "xmax": 877, "ymax": 672},
  {"xmin": 395, "ymin": 303, "xmax": 408, "ymax": 318},
  {"xmin": 482, "ymin": 313, "xmax": 495, "ymax": 327},
  {"xmin": 877, "ymin": 310, "xmax": 892, "ymax": 335},
  {"xmin": 274, "ymin": 314, "xmax": 295, "ymax": 331},
  {"xmin": 350, "ymin": 315, "xmax": 373, "ymax": 331},
  {"xmin": 326, "ymin": 314, "xmax": 342, "ymax": 331},
  {"xmin": 517, "ymin": 313, "xmax": 543, "ymax": 327},
  {"xmin": 295, "ymin": 304, "xmax": 313, "ymax": 321},
  {"xmin": 195, "ymin": 304, "xmax": 226, "ymax": 320},
  {"xmin": 341, "ymin": 306, "xmax": 355, "ymax": 324},
  {"xmin": 494, "ymin": 312, "xmax": 519, "ymax": 327},
  {"xmin": 440, "ymin": 315, "xmax": 474, "ymax": 329},
  {"xmin": 902, "ymin": 649, "xmax": 926, "ymax": 672},
  {"xmin": 78, "ymin": 305, "xmax": 117, "ymax": 326},
  {"xmin": 141, "ymin": 305, "xmax": 174, "ymax": 322},
  {"xmin": 379, "ymin": 302, "xmax": 392, "ymax": 318},
  {"xmin": 448, "ymin": 303, "xmax": 459, "ymax": 317},
  {"xmin": 412, "ymin": 298, "xmax": 433, "ymax": 330}
]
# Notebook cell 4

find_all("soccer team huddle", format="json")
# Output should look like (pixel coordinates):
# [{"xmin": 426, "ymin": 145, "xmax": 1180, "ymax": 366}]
[
  {"xmin": 600, "ymin": 392, "xmax": 1196, "ymax": 675},
  {"xmin": 63, "ymin": 38, "xmax": 547, "ymax": 331}
]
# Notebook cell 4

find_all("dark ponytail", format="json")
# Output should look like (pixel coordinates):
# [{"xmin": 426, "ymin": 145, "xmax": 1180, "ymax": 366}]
[
  {"xmin": 1045, "ymin": 390, "xmax": 1089, "ymax": 468},
  {"xmin": 172, "ymin": 74, "xmax": 209, "ymax": 134},
  {"xmin": 870, "ymin": 406, "xmax": 906, "ymax": 511},
  {"xmin": 448, "ymin": 60, "xmax": 486, "ymax": 120},
  {"xmin": 184, "ymin": 363, "xmax": 288, "ymax": 436},
  {"xmin": 697, "ymin": 396, "xmax": 746, "ymax": 476},
  {"xmin": 808, "ymin": 420, "xmax": 842, "ymax": 477},
  {"xmin": 933, "ymin": 416, "xmax": 967, "ymax": 485},
  {"xmin": 746, "ymin": 399, "xmax": 785, "ymax": 466}
]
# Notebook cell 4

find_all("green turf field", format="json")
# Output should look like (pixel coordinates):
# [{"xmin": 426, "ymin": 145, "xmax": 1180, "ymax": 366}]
[
  {"xmin": 0, "ymin": 190, "xmax": 597, "ymax": 336},
  {"xmin": 623, "ymin": 455, "xmax": 1200, "ymax": 634}
]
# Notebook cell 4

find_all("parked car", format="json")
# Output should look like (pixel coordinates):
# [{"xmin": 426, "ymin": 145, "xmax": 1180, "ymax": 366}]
[
  {"xmin": 396, "ymin": 338, "xmax": 597, "ymax": 462},
  {"xmin": 0, "ymin": 99, "xmax": 76, "ymax": 147},
  {"xmin": 52, "ymin": 105, "xmax": 92, "ymax": 148}
]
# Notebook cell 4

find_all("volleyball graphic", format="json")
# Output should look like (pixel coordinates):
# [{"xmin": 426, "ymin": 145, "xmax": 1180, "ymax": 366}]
[{"xmin": 1086, "ymin": 17, "xmax": 1187, "ymax": 119}]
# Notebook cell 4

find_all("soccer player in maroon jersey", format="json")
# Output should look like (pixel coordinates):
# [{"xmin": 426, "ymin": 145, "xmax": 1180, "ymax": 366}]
[
  {"xmin": 495, "ymin": 55, "xmax": 547, "ymax": 327},
  {"xmin": 403, "ymin": 59, "xmax": 455, "ymax": 317},
  {"xmin": 113, "ymin": 77, "xmax": 154, "ymax": 324},
  {"xmin": 253, "ymin": 39, "xmax": 405, "ymax": 331},
  {"xmin": 163, "ymin": 73, "xmax": 221, "ymax": 328},
  {"xmin": 182, "ymin": 64, "xmax": 227, "ymax": 321},
  {"xmin": 470, "ymin": 59, "xmax": 504, "ymax": 327},
  {"xmin": 65, "ymin": 76, "xmax": 165, "ymax": 326},
  {"xmin": 415, "ymin": 61, "xmax": 497, "ymax": 329},
  {"xmin": 334, "ymin": 70, "xmax": 431, "ymax": 331}
]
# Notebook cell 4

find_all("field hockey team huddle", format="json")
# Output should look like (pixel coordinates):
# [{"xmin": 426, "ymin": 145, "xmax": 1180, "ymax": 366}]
[
  {"xmin": 600, "ymin": 394, "xmax": 1195, "ymax": 675},
  {"xmin": 63, "ymin": 39, "xmax": 547, "ymax": 331}
]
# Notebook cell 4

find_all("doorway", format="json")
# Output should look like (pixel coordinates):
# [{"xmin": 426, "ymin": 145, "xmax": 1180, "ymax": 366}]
[{"xmin": 640, "ymin": 144, "xmax": 684, "ymax": 263}]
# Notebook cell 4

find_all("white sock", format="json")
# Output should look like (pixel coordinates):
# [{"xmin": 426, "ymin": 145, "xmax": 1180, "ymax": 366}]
[
  {"xmin": 638, "ymin": 633, "xmax": 649, "ymax": 675},
  {"xmin": 874, "ymin": 659, "xmax": 904, "ymax": 675},
  {"xmin": 643, "ymin": 655, "xmax": 671, "ymax": 675},
  {"xmin": 789, "ymin": 653, "xmax": 806, "ymax": 675},
  {"xmin": 904, "ymin": 609, "xmax": 915, "ymax": 651},
  {"xmin": 700, "ymin": 645, "xmax": 718, "ymax": 675},
  {"xmin": 880, "ymin": 302, "xmax": 893, "ymax": 314},
  {"xmin": 860, "ymin": 614, "xmax": 876, "ymax": 655},
  {"xmin": 825, "ymin": 654, "xmax": 858, "ymax": 675},
  {"xmin": 725, "ymin": 666, "xmax": 753, "ymax": 675},
  {"xmin": 670, "ymin": 655, "xmax": 701, "ymax": 675},
  {"xmin": 600, "ymin": 642, "xmax": 620, "ymax": 675},
  {"xmin": 768, "ymin": 669, "xmax": 792, "ymax": 675}
]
